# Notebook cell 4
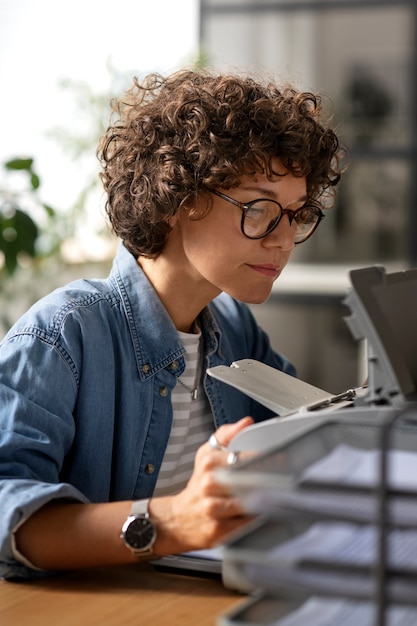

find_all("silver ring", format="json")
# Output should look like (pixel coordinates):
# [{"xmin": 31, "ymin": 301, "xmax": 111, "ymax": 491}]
[
  {"xmin": 208, "ymin": 433, "xmax": 221, "ymax": 450},
  {"xmin": 208, "ymin": 433, "xmax": 228, "ymax": 452},
  {"xmin": 227, "ymin": 451, "xmax": 240, "ymax": 466}
]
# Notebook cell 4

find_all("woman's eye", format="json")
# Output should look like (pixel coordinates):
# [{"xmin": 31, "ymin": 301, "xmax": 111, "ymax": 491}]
[
  {"xmin": 296, "ymin": 208, "xmax": 316, "ymax": 224},
  {"xmin": 245, "ymin": 206, "xmax": 266, "ymax": 220}
]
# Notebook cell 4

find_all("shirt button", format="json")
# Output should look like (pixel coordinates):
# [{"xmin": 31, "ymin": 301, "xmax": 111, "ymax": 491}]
[
  {"xmin": 145, "ymin": 463, "xmax": 155, "ymax": 475},
  {"xmin": 169, "ymin": 360, "xmax": 179, "ymax": 371},
  {"xmin": 159, "ymin": 386, "xmax": 168, "ymax": 397},
  {"xmin": 142, "ymin": 364, "xmax": 151, "ymax": 374}
]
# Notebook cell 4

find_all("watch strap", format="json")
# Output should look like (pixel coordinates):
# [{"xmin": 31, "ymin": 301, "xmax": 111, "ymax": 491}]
[{"xmin": 130, "ymin": 499, "xmax": 150, "ymax": 517}]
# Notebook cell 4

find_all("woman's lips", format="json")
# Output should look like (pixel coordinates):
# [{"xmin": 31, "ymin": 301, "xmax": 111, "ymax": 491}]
[{"xmin": 247, "ymin": 264, "xmax": 281, "ymax": 278}]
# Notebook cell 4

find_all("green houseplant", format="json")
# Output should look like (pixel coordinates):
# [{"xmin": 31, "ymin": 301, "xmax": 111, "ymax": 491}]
[{"xmin": 0, "ymin": 157, "xmax": 58, "ymax": 276}]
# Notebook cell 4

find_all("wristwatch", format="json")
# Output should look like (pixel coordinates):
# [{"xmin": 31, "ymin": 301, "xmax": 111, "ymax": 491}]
[{"xmin": 120, "ymin": 499, "xmax": 156, "ymax": 558}]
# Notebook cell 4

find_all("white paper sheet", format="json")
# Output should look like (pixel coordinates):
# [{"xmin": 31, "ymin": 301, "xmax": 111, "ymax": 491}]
[{"xmin": 301, "ymin": 444, "xmax": 417, "ymax": 492}]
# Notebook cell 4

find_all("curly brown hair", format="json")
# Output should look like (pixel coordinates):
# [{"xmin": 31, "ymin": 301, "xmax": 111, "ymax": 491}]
[{"xmin": 98, "ymin": 69, "xmax": 345, "ymax": 258}]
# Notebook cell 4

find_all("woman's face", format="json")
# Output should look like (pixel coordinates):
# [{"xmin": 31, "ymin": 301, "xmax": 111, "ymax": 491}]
[{"xmin": 171, "ymin": 159, "xmax": 308, "ymax": 304}]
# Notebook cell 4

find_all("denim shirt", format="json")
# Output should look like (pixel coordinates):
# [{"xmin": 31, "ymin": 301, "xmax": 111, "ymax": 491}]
[{"xmin": 0, "ymin": 243, "xmax": 295, "ymax": 579}]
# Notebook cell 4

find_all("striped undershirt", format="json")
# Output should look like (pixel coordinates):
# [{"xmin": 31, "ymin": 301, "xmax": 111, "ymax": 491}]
[{"xmin": 152, "ymin": 327, "xmax": 214, "ymax": 497}]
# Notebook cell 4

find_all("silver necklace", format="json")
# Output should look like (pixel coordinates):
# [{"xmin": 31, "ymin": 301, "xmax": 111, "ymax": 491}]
[
  {"xmin": 177, "ymin": 377, "xmax": 199, "ymax": 400},
  {"xmin": 177, "ymin": 341, "xmax": 202, "ymax": 400}
]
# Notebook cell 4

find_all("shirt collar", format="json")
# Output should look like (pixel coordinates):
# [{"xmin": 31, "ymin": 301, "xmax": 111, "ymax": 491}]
[{"xmin": 110, "ymin": 243, "xmax": 222, "ymax": 380}]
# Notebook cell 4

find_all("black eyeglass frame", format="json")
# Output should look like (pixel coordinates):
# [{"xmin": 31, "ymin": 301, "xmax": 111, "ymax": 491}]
[{"xmin": 208, "ymin": 188, "xmax": 324, "ymax": 244}]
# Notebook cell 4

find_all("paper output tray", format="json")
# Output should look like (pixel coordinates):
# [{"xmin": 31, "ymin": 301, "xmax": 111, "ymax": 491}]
[
  {"xmin": 224, "ymin": 515, "xmax": 417, "ymax": 577},
  {"xmin": 219, "ymin": 593, "xmax": 309, "ymax": 626},
  {"xmin": 221, "ymin": 409, "xmax": 417, "ymax": 491},
  {"xmin": 222, "ymin": 515, "xmax": 417, "ymax": 602},
  {"xmin": 220, "ymin": 593, "xmax": 417, "ymax": 626},
  {"xmin": 207, "ymin": 359, "xmax": 342, "ymax": 417}
]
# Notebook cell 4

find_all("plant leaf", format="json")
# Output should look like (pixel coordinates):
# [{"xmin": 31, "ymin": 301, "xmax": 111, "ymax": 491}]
[
  {"xmin": 30, "ymin": 172, "xmax": 40, "ymax": 190},
  {"xmin": 0, "ymin": 208, "xmax": 39, "ymax": 274},
  {"xmin": 4, "ymin": 158, "xmax": 34, "ymax": 171},
  {"xmin": 42, "ymin": 203, "xmax": 56, "ymax": 217}
]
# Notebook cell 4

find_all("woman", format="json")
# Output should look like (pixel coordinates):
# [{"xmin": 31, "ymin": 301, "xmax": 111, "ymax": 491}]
[{"xmin": 0, "ymin": 69, "xmax": 344, "ymax": 579}]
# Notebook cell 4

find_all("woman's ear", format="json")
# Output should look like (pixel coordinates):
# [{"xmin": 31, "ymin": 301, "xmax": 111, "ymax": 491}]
[{"xmin": 167, "ymin": 214, "xmax": 179, "ymax": 228}]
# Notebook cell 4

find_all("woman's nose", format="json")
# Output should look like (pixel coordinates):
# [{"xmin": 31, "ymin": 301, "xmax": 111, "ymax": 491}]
[{"xmin": 262, "ymin": 213, "xmax": 296, "ymax": 251}]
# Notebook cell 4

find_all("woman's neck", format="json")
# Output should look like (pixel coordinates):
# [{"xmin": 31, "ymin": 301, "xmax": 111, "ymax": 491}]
[{"xmin": 137, "ymin": 255, "xmax": 220, "ymax": 333}]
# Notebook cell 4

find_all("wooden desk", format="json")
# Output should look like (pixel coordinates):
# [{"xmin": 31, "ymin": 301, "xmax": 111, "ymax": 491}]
[{"xmin": 0, "ymin": 563, "xmax": 243, "ymax": 625}]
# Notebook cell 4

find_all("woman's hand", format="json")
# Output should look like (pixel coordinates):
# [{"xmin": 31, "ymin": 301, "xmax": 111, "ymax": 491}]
[{"xmin": 149, "ymin": 416, "xmax": 255, "ymax": 555}]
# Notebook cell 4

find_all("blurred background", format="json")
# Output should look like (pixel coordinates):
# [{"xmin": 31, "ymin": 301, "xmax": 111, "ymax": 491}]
[{"xmin": 1, "ymin": 0, "xmax": 416, "ymax": 393}]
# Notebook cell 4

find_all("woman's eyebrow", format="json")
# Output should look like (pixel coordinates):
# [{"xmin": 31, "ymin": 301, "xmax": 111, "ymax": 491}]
[{"xmin": 240, "ymin": 185, "xmax": 308, "ymax": 203}]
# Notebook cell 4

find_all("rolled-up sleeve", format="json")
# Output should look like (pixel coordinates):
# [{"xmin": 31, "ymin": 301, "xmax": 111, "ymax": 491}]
[{"xmin": 0, "ymin": 330, "xmax": 88, "ymax": 579}]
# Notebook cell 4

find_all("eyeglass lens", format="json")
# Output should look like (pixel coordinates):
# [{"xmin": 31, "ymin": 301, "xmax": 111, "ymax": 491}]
[{"xmin": 243, "ymin": 200, "xmax": 321, "ymax": 242}]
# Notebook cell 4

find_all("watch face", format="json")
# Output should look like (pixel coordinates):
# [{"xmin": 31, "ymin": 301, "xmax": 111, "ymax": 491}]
[{"xmin": 125, "ymin": 517, "xmax": 156, "ymax": 550}]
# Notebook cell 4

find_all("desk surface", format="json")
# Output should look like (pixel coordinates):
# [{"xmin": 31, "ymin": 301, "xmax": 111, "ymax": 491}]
[{"xmin": 0, "ymin": 563, "xmax": 243, "ymax": 625}]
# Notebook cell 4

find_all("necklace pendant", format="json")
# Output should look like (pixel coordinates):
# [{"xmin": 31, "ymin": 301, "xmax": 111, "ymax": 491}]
[{"xmin": 177, "ymin": 377, "xmax": 199, "ymax": 400}]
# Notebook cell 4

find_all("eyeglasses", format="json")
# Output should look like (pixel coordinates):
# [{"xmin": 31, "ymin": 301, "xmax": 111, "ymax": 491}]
[{"xmin": 208, "ymin": 189, "xmax": 324, "ymax": 244}]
